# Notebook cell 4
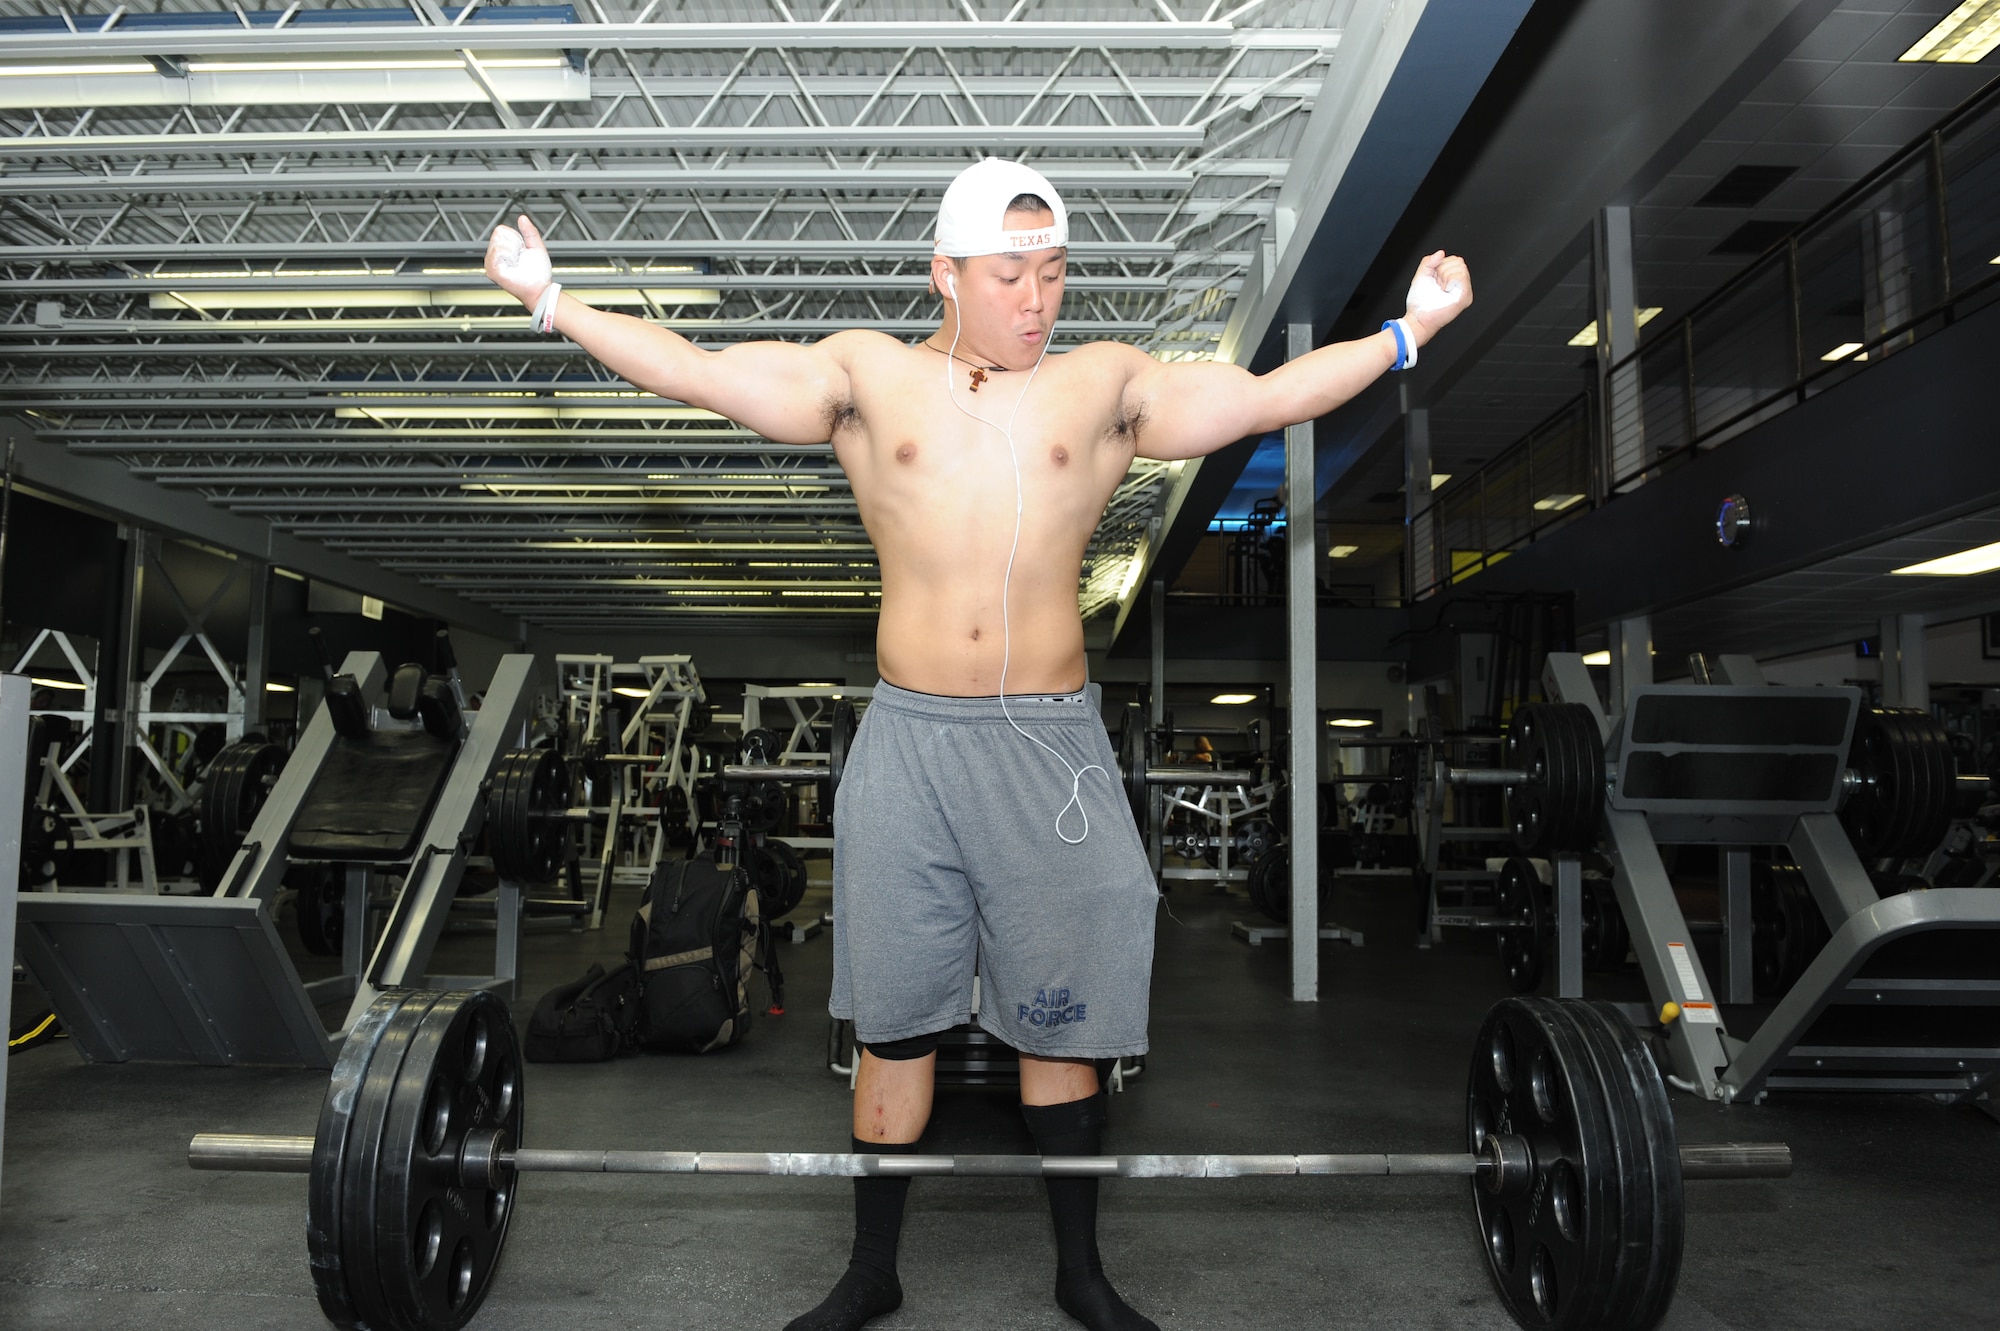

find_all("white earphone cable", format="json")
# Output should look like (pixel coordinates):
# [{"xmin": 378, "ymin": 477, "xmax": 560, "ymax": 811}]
[{"xmin": 942, "ymin": 278, "xmax": 1104, "ymax": 844}]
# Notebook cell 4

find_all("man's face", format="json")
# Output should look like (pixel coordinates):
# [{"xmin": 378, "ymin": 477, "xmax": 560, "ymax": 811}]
[{"xmin": 936, "ymin": 207, "xmax": 1067, "ymax": 370}]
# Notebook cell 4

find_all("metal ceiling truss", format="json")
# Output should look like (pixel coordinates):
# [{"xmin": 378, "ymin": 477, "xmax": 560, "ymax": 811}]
[{"xmin": 0, "ymin": 0, "xmax": 1346, "ymax": 631}]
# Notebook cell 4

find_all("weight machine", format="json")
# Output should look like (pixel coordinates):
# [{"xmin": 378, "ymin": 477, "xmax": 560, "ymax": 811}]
[
  {"xmin": 13, "ymin": 632, "xmax": 541, "ymax": 1066},
  {"xmin": 1395, "ymin": 652, "xmax": 2000, "ymax": 1103}
]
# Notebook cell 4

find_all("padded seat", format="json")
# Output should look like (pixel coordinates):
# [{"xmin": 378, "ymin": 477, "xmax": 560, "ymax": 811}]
[{"xmin": 290, "ymin": 728, "xmax": 459, "ymax": 862}]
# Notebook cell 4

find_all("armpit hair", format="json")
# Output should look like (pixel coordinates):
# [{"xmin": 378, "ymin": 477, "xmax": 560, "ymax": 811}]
[
  {"xmin": 1110, "ymin": 398, "xmax": 1148, "ymax": 444},
  {"xmin": 824, "ymin": 393, "xmax": 860, "ymax": 438}
]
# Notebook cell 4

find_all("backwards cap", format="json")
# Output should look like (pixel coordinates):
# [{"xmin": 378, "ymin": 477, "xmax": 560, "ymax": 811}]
[{"xmin": 934, "ymin": 157, "xmax": 1069, "ymax": 258}]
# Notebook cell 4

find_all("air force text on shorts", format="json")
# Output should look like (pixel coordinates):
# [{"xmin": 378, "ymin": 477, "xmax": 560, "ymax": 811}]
[{"xmin": 1019, "ymin": 988, "xmax": 1087, "ymax": 1029}]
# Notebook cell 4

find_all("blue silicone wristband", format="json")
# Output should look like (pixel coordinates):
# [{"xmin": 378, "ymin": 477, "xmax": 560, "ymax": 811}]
[{"xmin": 1381, "ymin": 318, "xmax": 1409, "ymax": 371}]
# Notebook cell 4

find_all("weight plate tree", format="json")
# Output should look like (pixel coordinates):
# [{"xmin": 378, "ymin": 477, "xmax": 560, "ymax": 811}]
[
  {"xmin": 191, "ymin": 989, "xmax": 1789, "ymax": 1331},
  {"xmin": 486, "ymin": 749, "xmax": 569, "ymax": 883}
]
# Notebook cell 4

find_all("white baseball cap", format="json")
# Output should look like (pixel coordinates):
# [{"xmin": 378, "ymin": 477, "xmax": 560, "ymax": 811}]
[{"xmin": 933, "ymin": 157, "xmax": 1069, "ymax": 258}]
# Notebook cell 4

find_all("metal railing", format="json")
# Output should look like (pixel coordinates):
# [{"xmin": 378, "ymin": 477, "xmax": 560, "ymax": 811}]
[
  {"xmin": 1411, "ymin": 73, "xmax": 2000, "ymax": 600},
  {"xmin": 1412, "ymin": 394, "xmax": 1594, "ymax": 594}
]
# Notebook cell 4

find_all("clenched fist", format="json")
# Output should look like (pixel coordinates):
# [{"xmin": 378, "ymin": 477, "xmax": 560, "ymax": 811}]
[
  {"xmin": 1403, "ymin": 250, "xmax": 1472, "ymax": 345},
  {"xmin": 484, "ymin": 214, "xmax": 554, "ymax": 309}
]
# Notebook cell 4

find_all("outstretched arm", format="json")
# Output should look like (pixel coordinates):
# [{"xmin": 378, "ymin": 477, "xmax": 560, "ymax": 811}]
[
  {"xmin": 1124, "ymin": 252, "xmax": 1472, "ymax": 461},
  {"xmin": 484, "ymin": 216, "xmax": 852, "ymax": 445}
]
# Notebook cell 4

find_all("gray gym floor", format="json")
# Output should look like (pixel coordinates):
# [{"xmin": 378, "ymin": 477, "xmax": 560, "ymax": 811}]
[{"xmin": 4, "ymin": 869, "xmax": 1997, "ymax": 1330}]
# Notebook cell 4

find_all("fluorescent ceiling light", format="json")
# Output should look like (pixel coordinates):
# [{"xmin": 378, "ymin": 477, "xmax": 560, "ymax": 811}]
[
  {"xmin": 1891, "ymin": 541, "xmax": 2000, "ymax": 576},
  {"xmin": 336, "ymin": 406, "xmax": 724, "ymax": 422},
  {"xmin": 1820, "ymin": 342, "xmax": 1865, "ymax": 362},
  {"xmin": 797, "ymin": 682, "xmax": 837, "ymax": 687},
  {"xmin": 1568, "ymin": 308, "xmax": 1664, "ymax": 348},
  {"xmin": 186, "ymin": 58, "xmax": 567, "ymax": 73},
  {"xmin": 0, "ymin": 63, "xmax": 153, "ymax": 77},
  {"xmin": 1534, "ymin": 494, "xmax": 1586, "ymax": 512},
  {"xmin": 1900, "ymin": 1, "xmax": 2000, "ymax": 62},
  {"xmin": 30, "ymin": 676, "xmax": 85, "ymax": 690},
  {"xmin": 1581, "ymin": 650, "xmax": 1612, "ymax": 666},
  {"xmin": 1327, "ymin": 544, "xmax": 1360, "ymax": 558},
  {"xmin": 1431, "ymin": 473, "xmax": 1451, "ymax": 490},
  {"xmin": 152, "ymin": 287, "xmax": 718, "ymax": 311},
  {"xmin": 1210, "ymin": 693, "xmax": 1257, "ymax": 704},
  {"xmin": 1326, "ymin": 717, "xmax": 1375, "ymax": 728},
  {"xmin": 612, "ymin": 686, "xmax": 653, "ymax": 698},
  {"xmin": 265, "ymin": 681, "xmax": 296, "ymax": 693}
]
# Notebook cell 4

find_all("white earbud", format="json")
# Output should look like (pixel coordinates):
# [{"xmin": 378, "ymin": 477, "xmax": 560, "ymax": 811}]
[{"xmin": 944, "ymin": 270, "xmax": 957, "ymax": 299}]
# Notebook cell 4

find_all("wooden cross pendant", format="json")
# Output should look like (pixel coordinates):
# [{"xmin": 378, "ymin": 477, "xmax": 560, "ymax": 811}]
[{"xmin": 968, "ymin": 367, "xmax": 988, "ymax": 392}]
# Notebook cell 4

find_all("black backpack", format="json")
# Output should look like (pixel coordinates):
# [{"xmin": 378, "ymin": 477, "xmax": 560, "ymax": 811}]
[
  {"xmin": 524, "ymin": 961, "xmax": 641, "ymax": 1063},
  {"xmin": 628, "ymin": 851, "xmax": 782, "ymax": 1053}
]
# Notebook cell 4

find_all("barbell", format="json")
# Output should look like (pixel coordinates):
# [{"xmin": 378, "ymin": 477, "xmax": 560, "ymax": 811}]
[{"xmin": 186, "ymin": 988, "xmax": 1790, "ymax": 1331}]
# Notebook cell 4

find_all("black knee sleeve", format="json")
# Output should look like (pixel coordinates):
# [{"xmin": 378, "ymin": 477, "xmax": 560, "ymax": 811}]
[{"xmin": 862, "ymin": 1030, "xmax": 945, "ymax": 1061}]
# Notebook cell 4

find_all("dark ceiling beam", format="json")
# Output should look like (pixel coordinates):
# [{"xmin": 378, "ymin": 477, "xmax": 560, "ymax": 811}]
[{"xmin": 2, "ymin": 414, "xmax": 520, "ymax": 641}]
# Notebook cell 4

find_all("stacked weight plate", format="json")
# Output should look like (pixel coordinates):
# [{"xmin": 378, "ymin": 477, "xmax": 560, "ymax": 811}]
[
  {"xmin": 1506, "ymin": 703, "xmax": 1605, "ymax": 856},
  {"xmin": 1467, "ymin": 998, "xmax": 1683, "ymax": 1330},
  {"xmin": 1841, "ymin": 708, "xmax": 1955, "ymax": 860},
  {"xmin": 310, "ymin": 990, "xmax": 522, "ymax": 1331},
  {"xmin": 486, "ymin": 749, "xmax": 568, "ymax": 883}
]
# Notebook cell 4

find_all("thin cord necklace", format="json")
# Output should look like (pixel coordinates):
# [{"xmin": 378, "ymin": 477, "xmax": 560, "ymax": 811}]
[{"xmin": 922, "ymin": 338, "xmax": 1006, "ymax": 392}]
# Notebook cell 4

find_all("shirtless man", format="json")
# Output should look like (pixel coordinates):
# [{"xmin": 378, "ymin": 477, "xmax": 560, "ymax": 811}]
[{"xmin": 485, "ymin": 157, "xmax": 1471, "ymax": 1331}]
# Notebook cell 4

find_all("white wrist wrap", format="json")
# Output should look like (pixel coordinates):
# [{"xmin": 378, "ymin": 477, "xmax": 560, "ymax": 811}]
[{"xmin": 531, "ymin": 282, "xmax": 563, "ymax": 335}]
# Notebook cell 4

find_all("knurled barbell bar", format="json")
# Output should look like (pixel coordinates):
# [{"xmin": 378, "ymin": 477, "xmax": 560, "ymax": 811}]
[{"xmin": 184, "ymin": 988, "xmax": 1791, "ymax": 1331}]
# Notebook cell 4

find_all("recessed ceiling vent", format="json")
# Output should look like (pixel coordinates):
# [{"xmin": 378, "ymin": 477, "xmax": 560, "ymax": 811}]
[
  {"xmin": 1695, "ymin": 163, "xmax": 1798, "ymax": 208},
  {"xmin": 1711, "ymin": 220, "xmax": 1798, "ymax": 256}
]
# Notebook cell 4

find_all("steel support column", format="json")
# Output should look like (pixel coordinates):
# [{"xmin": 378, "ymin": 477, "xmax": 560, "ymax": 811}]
[
  {"xmin": 242, "ymin": 559, "xmax": 270, "ymax": 733},
  {"xmin": 1880, "ymin": 613, "xmax": 1927, "ymax": 709},
  {"xmin": 0, "ymin": 674, "xmax": 29, "ymax": 1201},
  {"xmin": 1595, "ymin": 205, "xmax": 1641, "ymax": 487},
  {"xmin": 1403, "ymin": 383, "xmax": 1432, "ymax": 600},
  {"xmin": 1609, "ymin": 615, "xmax": 1653, "ymax": 718},
  {"xmin": 1286, "ymin": 321, "xmax": 1318, "ymax": 1003},
  {"xmin": 112, "ymin": 529, "xmax": 149, "ymax": 811}
]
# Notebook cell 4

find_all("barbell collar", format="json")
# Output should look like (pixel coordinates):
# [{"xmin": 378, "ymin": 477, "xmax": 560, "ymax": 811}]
[
  {"xmin": 1143, "ymin": 767, "xmax": 1255, "ymax": 785},
  {"xmin": 185, "ymin": 1133, "xmax": 1789, "ymax": 1184}
]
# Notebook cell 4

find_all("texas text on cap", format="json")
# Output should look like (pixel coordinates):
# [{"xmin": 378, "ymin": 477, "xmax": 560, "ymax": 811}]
[{"xmin": 933, "ymin": 158, "xmax": 1070, "ymax": 258}]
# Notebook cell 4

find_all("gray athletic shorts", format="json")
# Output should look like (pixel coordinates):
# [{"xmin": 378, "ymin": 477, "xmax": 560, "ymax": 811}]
[{"xmin": 830, "ymin": 680, "xmax": 1158, "ymax": 1059}]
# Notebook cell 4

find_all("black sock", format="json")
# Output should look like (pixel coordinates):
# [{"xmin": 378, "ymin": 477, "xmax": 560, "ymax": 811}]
[
  {"xmin": 783, "ymin": 1137, "xmax": 915, "ymax": 1331},
  {"xmin": 1022, "ymin": 1093, "xmax": 1159, "ymax": 1331}
]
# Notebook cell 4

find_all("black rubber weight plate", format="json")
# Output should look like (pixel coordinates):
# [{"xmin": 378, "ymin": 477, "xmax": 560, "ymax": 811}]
[
  {"xmin": 1509, "ymin": 707, "xmax": 1551, "ymax": 855},
  {"xmin": 340, "ymin": 991, "xmax": 448, "ymax": 1331},
  {"xmin": 1571, "ymin": 1002, "xmax": 1684, "ymax": 1329},
  {"xmin": 378, "ymin": 992, "xmax": 522, "ymax": 1331},
  {"xmin": 1541, "ymin": 705, "xmax": 1583, "ymax": 853},
  {"xmin": 310, "ymin": 990, "xmax": 431, "ymax": 1329},
  {"xmin": 1467, "ymin": 997, "xmax": 1625, "ymax": 1331}
]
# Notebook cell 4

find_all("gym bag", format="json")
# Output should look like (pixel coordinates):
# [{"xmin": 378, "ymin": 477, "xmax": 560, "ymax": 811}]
[
  {"xmin": 524, "ymin": 960, "xmax": 641, "ymax": 1063},
  {"xmin": 628, "ymin": 850, "xmax": 782, "ymax": 1054}
]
